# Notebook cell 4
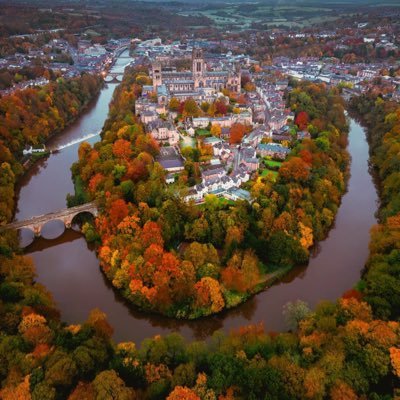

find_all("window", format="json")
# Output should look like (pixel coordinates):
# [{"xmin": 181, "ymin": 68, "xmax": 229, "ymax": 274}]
[{"xmin": 197, "ymin": 62, "xmax": 202, "ymax": 72}]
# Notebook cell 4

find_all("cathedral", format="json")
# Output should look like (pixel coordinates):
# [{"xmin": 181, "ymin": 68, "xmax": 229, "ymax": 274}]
[{"xmin": 151, "ymin": 48, "xmax": 241, "ymax": 104}]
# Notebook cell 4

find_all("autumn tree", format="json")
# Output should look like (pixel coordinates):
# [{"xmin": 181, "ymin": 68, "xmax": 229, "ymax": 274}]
[
  {"xmin": 295, "ymin": 111, "xmax": 309, "ymax": 130},
  {"xmin": 229, "ymin": 123, "xmax": 247, "ymax": 144}
]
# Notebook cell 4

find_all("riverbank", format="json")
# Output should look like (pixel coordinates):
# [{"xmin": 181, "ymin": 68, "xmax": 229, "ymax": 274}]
[
  {"xmin": 19, "ymin": 80, "xmax": 104, "ymax": 173},
  {"xmin": 348, "ymin": 94, "xmax": 400, "ymax": 320}
]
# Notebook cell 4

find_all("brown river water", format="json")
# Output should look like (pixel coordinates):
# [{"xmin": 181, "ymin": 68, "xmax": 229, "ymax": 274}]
[{"xmin": 15, "ymin": 51, "xmax": 378, "ymax": 344}]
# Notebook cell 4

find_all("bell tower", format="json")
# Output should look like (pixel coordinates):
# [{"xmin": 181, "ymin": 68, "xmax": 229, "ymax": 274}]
[
  {"xmin": 192, "ymin": 48, "xmax": 205, "ymax": 77},
  {"xmin": 152, "ymin": 61, "xmax": 162, "ymax": 90}
]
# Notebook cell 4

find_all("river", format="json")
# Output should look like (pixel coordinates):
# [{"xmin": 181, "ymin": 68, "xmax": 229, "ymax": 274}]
[{"xmin": 16, "ymin": 51, "xmax": 378, "ymax": 344}]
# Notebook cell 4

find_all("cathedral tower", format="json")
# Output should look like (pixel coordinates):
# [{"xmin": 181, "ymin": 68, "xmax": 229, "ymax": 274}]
[
  {"xmin": 192, "ymin": 48, "xmax": 205, "ymax": 77},
  {"xmin": 152, "ymin": 61, "xmax": 162, "ymax": 90}
]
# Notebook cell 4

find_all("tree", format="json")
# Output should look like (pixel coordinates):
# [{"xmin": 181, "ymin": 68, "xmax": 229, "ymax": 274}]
[
  {"xmin": 279, "ymin": 157, "xmax": 310, "ymax": 183},
  {"xmin": 229, "ymin": 123, "xmax": 247, "ymax": 144},
  {"xmin": 68, "ymin": 382, "xmax": 95, "ymax": 400},
  {"xmin": 112, "ymin": 139, "xmax": 132, "ymax": 160},
  {"xmin": 195, "ymin": 277, "xmax": 224, "ymax": 313},
  {"xmin": 210, "ymin": 124, "xmax": 222, "ymax": 137},
  {"xmin": 109, "ymin": 199, "xmax": 129, "ymax": 227},
  {"xmin": 86, "ymin": 308, "xmax": 113, "ymax": 339},
  {"xmin": 93, "ymin": 370, "xmax": 136, "ymax": 400},
  {"xmin": 167, "ymin": 386, "xmax": 200, "ymax": 400},
  {"xmin": 215, "ymin": 99, "xmax": 228, "ymax": 115},
  {"xmin": 169, "ymin": 97, "xmax": 180, "ymax": 112},
  {"xmin": 45, "ymin": 350, "xmax": 78, "ymax": 387},
  {"xmin": 295, "ymin": 111, "xmax": 309, "ymax": 130},
  {"xmin": 283, "ymin": 300, "xmax": 311, "ymax": 331},
  {"xmin": 183, "ymin": 98, "xmax": 200, "ymax": 117}
]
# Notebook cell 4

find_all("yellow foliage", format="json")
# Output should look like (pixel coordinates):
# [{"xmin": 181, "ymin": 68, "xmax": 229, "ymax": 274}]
[
  {"xmin": 18, "ymin": 313, "xmax": 47, "ymax": 334},
  {"xmin": 299, "ymin": 222, "xmax": 314, "ymax": 249},
  {"xmin": 390, "ymin": 347, "xmax": 400, "ymax": 378},
  {"xmin": 117, "ymin": 342, "xmax": 136, "ymax": 354},
  {"xmin": 65, "ymin": 325, "xmax": 81, "ymax": 335}
]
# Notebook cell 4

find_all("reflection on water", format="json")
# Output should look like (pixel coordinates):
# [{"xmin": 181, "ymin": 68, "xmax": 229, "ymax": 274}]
[{"xmin": 15, "ymin": 57, "xmax": 379, "ymax": 344}]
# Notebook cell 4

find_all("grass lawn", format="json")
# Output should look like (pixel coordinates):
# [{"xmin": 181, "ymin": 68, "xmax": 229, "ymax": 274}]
[
  {"xmin": 180, "ymin": 137, "xmax": 196, "ymax": 148},
  {"xmin": 196, "ymin": 129, "xmax": 211, "ymax": 136},
  {"xmin": 264, "ymin": 159, "xmax": 282, "ymax": 168},
  {"xmin": 261, "ymin": 169, "xmax": 279, "ymax": 180}
]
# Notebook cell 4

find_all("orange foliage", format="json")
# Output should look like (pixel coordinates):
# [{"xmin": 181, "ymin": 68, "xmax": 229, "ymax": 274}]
[
  {"xmin": 229, "ymin": 123, "xmax": 247, "ymax": 144},
  {"xmin": 141, "ymin": 221, "xmax": 164, "ymax": 248},
  {"xmin": 167, "ymin": 387, "xmax": 200, "ymax": 400},
  {"xmin": 0, "ymin": 375, "xmax": 31, "ymax": 400},
  {"xmin": 390, "ymin": 347, "xmax": 400, "ymax": 377},
  {"xmin": 339, "ymin": 298, "xmax": 372, "ymax": 322},
  {"xmin": 32, "ymin": 343, "xmax": 51, "ymax": 359},
  {"xmin": 88, "ymin": 172, "xmax": 104, "ymax": 193},
  {"xmin": 126, "ymin": 158, "xmax": 148, "ymax": 182},
  {"xmin": 195, "ymin": 277, "xmax": 224, "ymax": 313},
  {"xmin": 109, "ymin": 199, "xmax": 129, "ymax": 227},
  {"xmin": 330, "ymin": 381, "xmax": 358, "ymax": 400},
  {"xmin": 221, "ymin": 265, "xmax": 246, "ymax": 293},
  {"xmin": 299, "ymin": 149, "xmax": 313, "ymax": 165},
  {"xmin": 112, "ymin": 138, "xmax": 132, "ymax": 160},
  {"xmin": 295, "ymin": 111, "xmax": 309, "ymax": 130},
  {"xmin": 280, "ymin": 157, "xmax": 310, "ymax": 182},
  {"xmin": 68, "ymin": 382, "xmax": 95, "ymax": 400},
  {"xmin": 218, "ymin": 388, "xmax": 237, "ymax": 400},
  {"xmin": 144, "ymin": 363, "xmax": 172, "ymax": 384},
  {"xmin": 342, "ymin": 289, "xmax": 363, "ymax": 301}
]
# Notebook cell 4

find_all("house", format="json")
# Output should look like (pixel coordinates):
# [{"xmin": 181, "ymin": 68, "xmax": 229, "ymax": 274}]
[
  {"xmin": 187, "ymin": 127, "xmax": 195, "ymax": 137},
  {"xmin": 156, "ymin": 146, "xmax": 185, "ymax": 173},
  {"xmin": 201, "ymin": 165, "xmax": 226, "ymax": 183},
  {"xmin": 165, "ymin": 173, "xmax": 176, "ymax": 184},
  {"xmin": 140, "ymin": 110, "xmax": 158, "ymax": 124},
  {"xmin": 257, "ymin": 143, "xmax": 290, "ymax": 160},
  {"xmin": 147, "ymin": 119, "xmax": 179, "ymax": 145},
  {"xmin": 272, "ymin": 131, "xmax": 291, "ymax": 143},
  {"xmin": 242, "ymin": 158, "xmax": 259, "ymax": 172},
  {"xmin": 23, "ymin": 145, "xmax": 47, "ymax": 156},
  {"xmin": 242, "ymin": 126, "xmax": 270, "ymax": 147},
  {"xmin": 203, "ymin": 136, "xmax": 223, "ymax": 147},
  {"xmin": 213, "ymin": 142, "xmax": 231, "ymax": 157},
  {"xmin": 192, "ymin": 117, "xmax": 210, "ymax": 128},
  {"xmin": 297, "ymin": 131, "xmax": 311, "ymax": 140}
]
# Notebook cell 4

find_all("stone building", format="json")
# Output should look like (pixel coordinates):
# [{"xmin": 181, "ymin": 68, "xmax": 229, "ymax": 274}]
[{"xmin": 151, "ymin": 48, "xmax": 241, "ymax": 104}]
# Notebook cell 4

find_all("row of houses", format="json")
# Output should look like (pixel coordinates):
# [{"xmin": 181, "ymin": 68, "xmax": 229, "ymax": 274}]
[{"xmin": 185, "ymin": 164, "xmax": 250, "ymax": 202}]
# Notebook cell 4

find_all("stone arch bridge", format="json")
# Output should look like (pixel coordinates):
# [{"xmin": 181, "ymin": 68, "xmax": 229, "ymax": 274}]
[
  {"xmin": 104, "ymin": 73, "xmax": 124, "ymax": 83},
  {"xmin": 0, "ymin": 202, "xmax": 98, "ymax": 237}
]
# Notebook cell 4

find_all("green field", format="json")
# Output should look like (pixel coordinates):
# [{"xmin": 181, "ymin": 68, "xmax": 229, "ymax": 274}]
[
  {"xmin": 177, "ymin": 3, "xmax": 366, "ymax": 29},
  {"xmin": 264, "ymin": 159, "xmax": 282, "ymax": 169},
  {"xmin": 261, "ymin": 169, "xmax": 278, "ymax": 179},
  {"xmin": 196, "ymin": 129, "xmax": 211, "ymax": 136}
]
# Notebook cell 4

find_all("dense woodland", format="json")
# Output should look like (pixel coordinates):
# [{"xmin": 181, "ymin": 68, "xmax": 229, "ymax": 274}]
[
  {"xmin": 0, "ymin": 75, "xmax": 399, "ymax": 399},
  {"xmin": 0, "ymin": 73, "xmax": 103, "ymax": 226},
  {"xmin": 349, "ymin": 94, "xmax": 400, "ymax": 323}
]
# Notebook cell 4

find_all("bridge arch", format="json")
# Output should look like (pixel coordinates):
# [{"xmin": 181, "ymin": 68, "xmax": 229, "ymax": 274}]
[
  {"xmin": 19, "ymin": 228, "xmax": 35, "ymax": 248},
  {"xmin": 0, "ymin": 202, "xmax": 98, "ymax": 240},
  {"xmin": 104, "ymin": 74, "xmax": 123, "ymax": 83},
  {"xmin": 40, "ymin": 219, "xmax": 66, "ymax": 240},
  {"xmin": 69, "ymin": 209, "xmax": 98, "ymax": 229}
]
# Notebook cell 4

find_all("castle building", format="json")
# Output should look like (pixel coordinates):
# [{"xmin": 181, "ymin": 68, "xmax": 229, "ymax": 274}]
[{"xmin": 151, "ymin": 48, "xmax": 241, "ymax": 104}]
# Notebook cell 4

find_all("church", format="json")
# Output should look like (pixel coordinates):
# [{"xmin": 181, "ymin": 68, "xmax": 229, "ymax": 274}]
[{"xmin": 151, "ymin": 48, "xmax": 241, "ymax": 105}]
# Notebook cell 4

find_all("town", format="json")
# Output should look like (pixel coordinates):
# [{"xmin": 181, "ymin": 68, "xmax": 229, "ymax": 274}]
[
  {"xmin": 127, "ymin": 36, "xmax": 399, "ymax": 204},
  {"xmin": 2, "ymin": 24, "xmax": 399, "ymax": 205}
]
